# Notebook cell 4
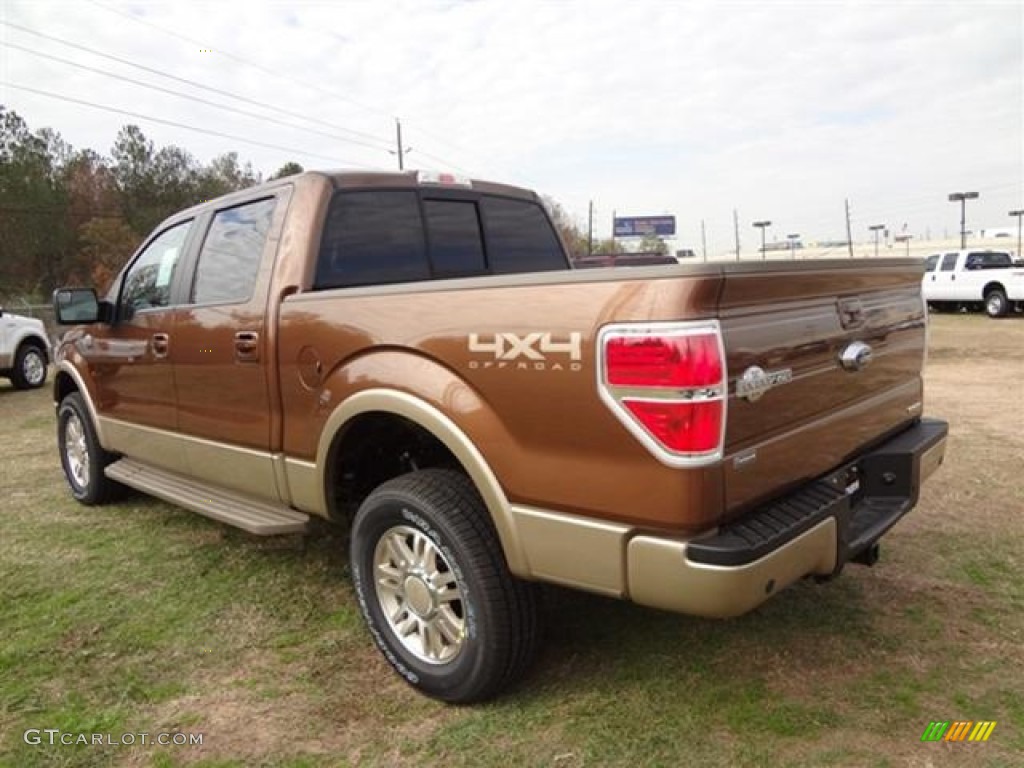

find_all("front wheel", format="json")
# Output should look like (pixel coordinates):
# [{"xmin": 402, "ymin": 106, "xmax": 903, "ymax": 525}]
[
  {"xmin": 350, "ymin": 469, "xmax": 540, "ymax": 703},
  {"xmin": 985, "ymin": 289, "xmax": 1008, "ymax": 318},
  {"xmin": 58, "ymin": 393, "xmax": 119, "ymax": 505}
]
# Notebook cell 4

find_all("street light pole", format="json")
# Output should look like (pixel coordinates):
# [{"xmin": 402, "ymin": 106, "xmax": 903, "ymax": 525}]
[
  {"xmin": 753, "ymin": 220, "xmax": 771, "ymax": 260},
  {"xmin": 948, "ymin": 191, "xmax": 979, "ymax": 249},
  {"xmin": 895, "ymin": 234, "xmax": 913, "ymax": 258},
  {"xmin": 787, "ymin": 233, "xmax": 799, "ymax": 258},
  {"xmin": 869, "ymin": 224, "xmax": 885, "ymax": 258},
  {"xmin": 1010, "ymin": 209, "xmax": 1024, "ymax": 262}
]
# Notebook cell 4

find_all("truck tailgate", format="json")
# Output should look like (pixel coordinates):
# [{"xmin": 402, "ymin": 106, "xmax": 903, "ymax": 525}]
[{"xmin": 717, "ymin": 259, "xmax": 927, "ymax": 516}]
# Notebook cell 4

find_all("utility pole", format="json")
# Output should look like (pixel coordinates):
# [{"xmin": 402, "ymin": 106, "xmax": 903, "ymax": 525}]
[
  {"xmin": 1010, "ymin": 209, "xmax": 1024, "ymax": 262},
  {"xmin": 753, "ymin": 220, "xmax": 771, "ymax": 260},
  {"xmin": 393, "ymin": 118, "xmax": 413, "ymax": 170},
  {"xmin": 845, "ymin": 198, "xmax": 854, "ymax": 258},
  {"xmin": 869, "ymin": 224, "xmax": 885, "ymax": 258},
  {"xmin": 587, "ymin": 200, "xmax": 594, "ymax": 257},
  {"xmin": 701, "ymin": 219, "xmax": 707, "ymax": 262},
  {"xmin": 948, "ymin": 191, "xmax": 979, "ymax": 249},
  {"xmin": 733, "ymin": 209, "xmax": 740, "ymax": 260}
]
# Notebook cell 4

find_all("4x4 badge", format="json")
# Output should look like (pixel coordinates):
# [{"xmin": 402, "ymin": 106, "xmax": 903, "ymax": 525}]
[{"xmin": 736, "ymin": 365, "xmax": 793, "ymax": 402}]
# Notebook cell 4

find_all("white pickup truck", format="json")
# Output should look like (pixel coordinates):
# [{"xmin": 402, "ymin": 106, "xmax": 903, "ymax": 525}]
[
  {"xmin": 0, "ymin": 309, "xmax": 51, "ymax": 389},
  {"xmin": 922, "ymin": 249, "xmax": 1024, "ymax": 317}
]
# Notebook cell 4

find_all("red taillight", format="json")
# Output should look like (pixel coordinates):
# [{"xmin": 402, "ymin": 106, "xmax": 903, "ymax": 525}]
[
  {"xmin": 605, "ymin": 334, "xmax": 721, "ymax": 388},
  {"xmin": 599, "ymin": 323, "xmax": 726, "ymax": 466},
  {"xmin": 622, "ymin": 400, "xmax": 723, "ymax": 453}
]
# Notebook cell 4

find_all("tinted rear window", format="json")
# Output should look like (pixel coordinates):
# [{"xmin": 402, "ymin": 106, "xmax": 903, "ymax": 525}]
[
  {"xmin": 924, "ymin": 254, "xmax": 939, "ymax": 272},
  {"xmin": 966, "ymin": 251, "xmax": 1012, "ymax": 269},
  {"xmin": 940, "ymin": 253, "xmax": 958, "ymax": 271},
  {"xmin": 482, "ymin": 196, "xmax": 566, "ymax": 273},
  {"xmin": 423, "ymin": 199, "xmax": 486, "ymax": 277},
  {"xmin": 316, "ymin": 190, "xmax": 429, "ymax": 288}
]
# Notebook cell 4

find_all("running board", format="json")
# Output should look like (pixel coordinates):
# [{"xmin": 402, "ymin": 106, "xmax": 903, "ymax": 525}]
[{"xmin": 105, "ymin": 458, "xmax": 310, "ymax": 535}]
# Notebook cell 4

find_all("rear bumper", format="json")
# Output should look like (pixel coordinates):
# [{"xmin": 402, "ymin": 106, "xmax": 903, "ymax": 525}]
[{"xmin": 627, "ymin": 418, "xmax": 948, "ymax": 618}]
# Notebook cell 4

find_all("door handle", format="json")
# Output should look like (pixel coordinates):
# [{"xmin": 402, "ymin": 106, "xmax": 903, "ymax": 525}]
[
  {"xmin": 234, "ymin": 331, "xmax": 259, "ymax": 362},
  {"xmin": 151, "ymin": 333, "xmax": 170, "ymax": 358}
]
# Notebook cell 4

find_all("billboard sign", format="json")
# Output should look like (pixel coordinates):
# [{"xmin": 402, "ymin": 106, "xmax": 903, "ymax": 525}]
[{"xmin": 614, "ymin": 215, "xmax": 676, "ymax": 237}]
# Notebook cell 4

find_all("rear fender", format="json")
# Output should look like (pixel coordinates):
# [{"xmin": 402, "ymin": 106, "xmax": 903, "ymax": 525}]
[{"xmin": 311, "ymin": 353, "xmax": 529, "ymax": 575}]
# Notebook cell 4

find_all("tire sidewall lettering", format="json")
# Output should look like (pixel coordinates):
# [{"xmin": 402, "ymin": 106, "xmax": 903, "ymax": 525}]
[{"xmin": 351, "ymin": 561, "xmax": 421, "ymax": 685}]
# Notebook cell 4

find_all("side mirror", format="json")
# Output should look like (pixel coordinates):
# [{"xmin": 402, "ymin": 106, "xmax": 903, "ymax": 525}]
[{"xmin": 54, "ymin": 288, "xmax": 103, "ymax": 325}]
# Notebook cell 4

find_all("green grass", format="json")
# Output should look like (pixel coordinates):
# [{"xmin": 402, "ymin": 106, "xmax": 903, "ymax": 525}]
[{"xmin": 2, "ymin": 318, "xmax": 1023, "ymax": 767}]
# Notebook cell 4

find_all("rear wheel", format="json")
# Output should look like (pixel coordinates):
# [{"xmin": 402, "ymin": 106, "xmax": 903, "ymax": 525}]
[
  {"xmin": 11, "ymin": 343, "xmax": 47, "ymax": 389},
  {"xmin": 985, "ymin": 288, "xmax": 1008, "ymax": 318},
  {"xmin": 58, "ymin": 393, "xmax": 118, "ymax": 504},
  {"xmin": 350, "ymin": 469, "xmax": 540, "ymax": 703}
]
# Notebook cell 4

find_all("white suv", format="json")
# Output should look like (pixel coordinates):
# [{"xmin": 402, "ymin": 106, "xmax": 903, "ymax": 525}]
[{"xmin": 0, "ymin": 309, "xmax": 51, "ymax": 389}]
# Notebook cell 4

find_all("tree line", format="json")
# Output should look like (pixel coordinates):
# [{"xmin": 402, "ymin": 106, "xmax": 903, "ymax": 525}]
[
  {"xmin": 0, "ymin": 107, "xmax": 303, "ymax": 301},
  {"xmin": 0, "ymin": 106, "xmax": 668, "ymax": 302}
]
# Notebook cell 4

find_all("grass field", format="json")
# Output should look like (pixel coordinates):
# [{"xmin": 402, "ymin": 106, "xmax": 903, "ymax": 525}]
[{"xmin": 1, "ymin": 314, "xmax": 1022, "ymax": 768}]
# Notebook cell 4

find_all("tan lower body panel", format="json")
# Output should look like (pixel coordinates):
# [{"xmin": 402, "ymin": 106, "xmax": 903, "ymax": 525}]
[
  {"xmin": 507, "ymin": 504, "xmax": 838, "ymax": 618},
  {"xmin": 626, "ymin": 519, "xmax": 838, "ymax": 618},
  {"xmin": 919, "ymin": 438, "xmax": 946, "ymax": 485},
  {"xmin": 509, "ymin": 506, "xmax": 630, "ymax": 597},
  {"xmin": 100, "ymin": 417, "xmax": 190, "ymax": 475}
]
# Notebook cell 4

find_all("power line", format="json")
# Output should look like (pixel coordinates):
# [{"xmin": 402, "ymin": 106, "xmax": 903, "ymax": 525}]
[
  {"xmin": 2, "ymin": 81, "xmax": 381, "ymax": 168},
  {"xmin": 86, "ymin": 0, "xmax": 392, "ymax": 120},
  {"xmin": 1, "ymin": 41, "xmax": 389, "ymax": 153},
  {"xmin": 84, "ymin": 0, "xmax": 483, "ymax": 173},
  {"xmin": 0, "ymin": 20, "xmax": 393, "ymax": 150}
]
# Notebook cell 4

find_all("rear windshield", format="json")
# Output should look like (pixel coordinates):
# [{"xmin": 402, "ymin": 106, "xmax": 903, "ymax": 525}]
[{"xmin": 315, "ymin": 190, "xmax": 566, "ymax": 290}]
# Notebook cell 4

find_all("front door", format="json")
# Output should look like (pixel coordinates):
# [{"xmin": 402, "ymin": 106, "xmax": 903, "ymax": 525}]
[
  {"xmin": 933, "ymin": 253, "xmax": 960, "ymax": 301},
  {"xmin": 85, "ymin": 218, "xmax": 196, "ymax": 473}
]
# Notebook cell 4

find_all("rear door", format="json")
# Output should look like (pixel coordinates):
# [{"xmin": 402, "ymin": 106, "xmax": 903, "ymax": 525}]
[{"xmin": 172, "ymin": 190, "xmax": 291, "ymax": 501}]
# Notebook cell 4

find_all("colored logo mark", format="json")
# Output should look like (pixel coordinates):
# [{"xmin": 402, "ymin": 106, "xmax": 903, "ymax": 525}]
[{"xmin": 921, "ymin": 721, "xmax": 997, "ymax": 742}]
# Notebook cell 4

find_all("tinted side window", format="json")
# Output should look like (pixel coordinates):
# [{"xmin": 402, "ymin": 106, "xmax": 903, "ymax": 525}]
[
  {"xmin": 924, "ymin": 254, "xmax": 940, "ymax": 272},
  {"xmin": 424, "ymin": 199, "xmax": 486, "ymax": 277},
  {"xmin": 121, "ymin": 220, "xmax": 192, "ymax": 318},
  {"xmin": 193, "ymin": 198, "xmax": 276, "ymax": 304},
  {"xmin": 316, "ymin": 190, "xmax": 428, "ymax": 289},
  {"xmin": 968, "ymin": 251, "xmax": 1011, "ymax": 269},
  {"xmin": 482, "ymin": 196, "xmax": 566, "ymax": 274},
  {"xmin": 940, "ymin": 253, "xmax": 958, "ymax": 271}
]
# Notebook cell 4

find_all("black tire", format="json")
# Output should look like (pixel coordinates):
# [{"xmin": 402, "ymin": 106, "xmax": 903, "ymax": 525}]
[
  {"xmin": 985, "ymin": 288, "xmax": 1009, "ymax": 318},
  {"xmin": 11, "ymin": 342, "xmax": 47, "ymax": 390},
  {"xmin": 350, "ymin": 468, "xmax": 540, "ymax": 703},
  {"xmin": 57, "ymin": 392, "xmax": 118, "ymax": 505}
]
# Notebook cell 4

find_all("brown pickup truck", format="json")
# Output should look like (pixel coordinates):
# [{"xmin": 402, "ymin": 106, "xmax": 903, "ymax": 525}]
[{"xmin": 52, "ymin": 170, "xmax": 948, "ymax": 702}]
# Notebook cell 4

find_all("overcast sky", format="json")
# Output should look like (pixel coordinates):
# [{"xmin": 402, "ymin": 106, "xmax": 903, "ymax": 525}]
[{"xmin": 2, "ymin": 0, "xmax": 1021, "ymax": 253}]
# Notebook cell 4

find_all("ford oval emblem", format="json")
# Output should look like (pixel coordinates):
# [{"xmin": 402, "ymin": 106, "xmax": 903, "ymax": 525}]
[{"xmin": 839, "ymin": 341, "xmax": 873, "ymax": 371}]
